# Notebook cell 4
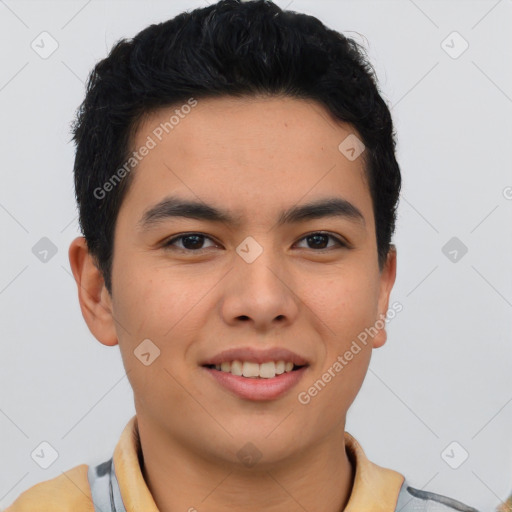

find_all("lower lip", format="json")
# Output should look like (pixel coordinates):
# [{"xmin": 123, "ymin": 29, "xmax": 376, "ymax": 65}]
[{"xmin": 203, "ymin": 366, "xmax": 308, "ymax": 401}]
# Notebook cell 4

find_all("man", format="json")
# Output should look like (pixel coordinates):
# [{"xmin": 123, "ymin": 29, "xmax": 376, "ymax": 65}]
[{"xmin": 6, "ymin": 0, "xmax": 499, "ymax": 510}]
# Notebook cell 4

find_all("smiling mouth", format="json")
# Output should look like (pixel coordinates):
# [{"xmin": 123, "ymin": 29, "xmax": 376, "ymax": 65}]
[{"xmin": 203, "ymin": 360, "xmax": 307, "ymax": 379}]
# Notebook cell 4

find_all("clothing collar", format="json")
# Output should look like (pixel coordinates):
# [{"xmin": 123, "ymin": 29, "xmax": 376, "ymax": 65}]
[{"xmin": 113, "ymin": 415, "xmax": 404, "ymax": 511}]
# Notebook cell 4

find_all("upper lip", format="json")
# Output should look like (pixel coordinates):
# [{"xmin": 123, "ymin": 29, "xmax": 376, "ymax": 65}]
[{"xmin": 201, "ymin": 347, "xmax": 309, "ymax": 366}]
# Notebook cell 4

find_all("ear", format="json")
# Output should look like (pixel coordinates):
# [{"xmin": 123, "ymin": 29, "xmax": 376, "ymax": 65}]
[
  {"xmin": 68, "ymin": 236, "xmax": 118, "ymax": 346},
  {"xmin": 372, "ymin": 244, "xmax": 397, "ymax": 349}
]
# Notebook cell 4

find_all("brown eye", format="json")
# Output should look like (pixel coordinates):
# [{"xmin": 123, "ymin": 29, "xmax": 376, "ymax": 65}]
[
  {"xmin": 295, "ymin": 232, "xmax": 346, "ymax": 250},
  {"xmin": 163, "ymin": 233, "xmax": 217, "ymax": 251}
]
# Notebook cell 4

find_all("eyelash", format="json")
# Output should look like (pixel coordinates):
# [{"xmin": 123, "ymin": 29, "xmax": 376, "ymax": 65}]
[{"xmin": 162, "ymin": 231, "xmax": 348, "ymax": 253}]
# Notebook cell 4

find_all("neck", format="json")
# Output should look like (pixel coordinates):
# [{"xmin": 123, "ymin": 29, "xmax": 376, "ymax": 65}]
[{"xmin": 138, "ymin": 418, "xmax": 355, "ymax": 512}]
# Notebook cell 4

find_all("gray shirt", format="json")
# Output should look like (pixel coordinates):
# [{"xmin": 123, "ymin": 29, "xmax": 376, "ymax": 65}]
[{"xmin": 87, "ymin": 457, "xmax": 481, "ymax": 512}]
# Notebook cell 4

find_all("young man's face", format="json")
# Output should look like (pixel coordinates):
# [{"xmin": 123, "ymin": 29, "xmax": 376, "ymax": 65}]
[{"xmin": 73, "ymin": 96, "xmax": 396, "ymax": 467}]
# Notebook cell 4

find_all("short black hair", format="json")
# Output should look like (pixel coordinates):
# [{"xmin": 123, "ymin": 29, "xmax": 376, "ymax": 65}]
[{"xmin": 72, "ymin": 0, "xmax": 401, "ymax": 294}]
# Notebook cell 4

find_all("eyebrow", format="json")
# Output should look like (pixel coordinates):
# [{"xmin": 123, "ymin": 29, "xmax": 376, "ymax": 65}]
[{"xmin": 138, "ymin": 195, "xmax": 365, "ymax": 230}]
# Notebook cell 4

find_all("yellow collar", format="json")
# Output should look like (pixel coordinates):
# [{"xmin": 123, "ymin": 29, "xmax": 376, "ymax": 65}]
[{"xmin": 113, "ymin": 416, "xmax": 404, "ymax": 512}]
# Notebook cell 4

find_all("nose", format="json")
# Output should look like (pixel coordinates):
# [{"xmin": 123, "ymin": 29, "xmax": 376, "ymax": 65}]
[{"xmin": 219, "ymin": 243, "xmax": 300, "ymax": 332}]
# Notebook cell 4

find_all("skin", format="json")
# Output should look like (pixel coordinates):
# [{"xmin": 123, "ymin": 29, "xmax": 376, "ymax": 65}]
[{"xmin": 69, "ymin": 95, "xmax": 397, "ymax": 512}]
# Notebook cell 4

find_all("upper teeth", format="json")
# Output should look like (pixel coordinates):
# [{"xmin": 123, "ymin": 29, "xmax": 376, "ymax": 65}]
[{"xmin": 214, "ymin": 361, "xmax": 295, "ymax": 378}]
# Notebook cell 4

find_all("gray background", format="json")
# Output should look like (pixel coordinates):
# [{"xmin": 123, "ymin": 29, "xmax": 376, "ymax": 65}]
[{"xmin": 0, "ymin": 0, "xmax": 511, "ymax": 510}]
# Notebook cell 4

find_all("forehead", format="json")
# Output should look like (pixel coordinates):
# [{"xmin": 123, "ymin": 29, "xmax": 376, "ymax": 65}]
[{"xmin": 122, "ymin": 95, "xmax": 373, "ymax": 227}]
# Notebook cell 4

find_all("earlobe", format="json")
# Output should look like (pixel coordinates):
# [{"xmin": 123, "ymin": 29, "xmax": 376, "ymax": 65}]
[
  {"xmin": 372, "ymin": 245, "xmax": 397, "ymax": 349},
  {"xmin": 68, "ymin": 236, "xmax": 119, "ymax": 347}
]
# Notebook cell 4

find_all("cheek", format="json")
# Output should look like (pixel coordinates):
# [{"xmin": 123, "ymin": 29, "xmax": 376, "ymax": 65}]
[
  {"xmin": 111, "ymin": 262, "xmax": 202, "ymax": 412},
  {"xmin": 111, "ymin": 259, "xmax": 215, "ymax": 396},
  {"xmin": 317, "ymin": 270, "xmax": 380, "ymax": 400},
  {"xmin": 113, "ymin": 257, "xmax": 198, "ymax": 340},
  {"xmin": 306, "ymin": 267, "xmax": 380, "ymax": 339},
  {"xmin": 297, "ymin": 275, "xmax": 377, "ymax": 427}
]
